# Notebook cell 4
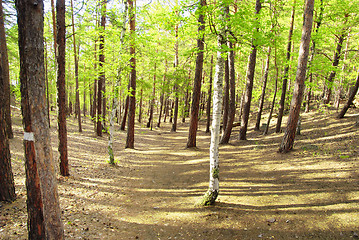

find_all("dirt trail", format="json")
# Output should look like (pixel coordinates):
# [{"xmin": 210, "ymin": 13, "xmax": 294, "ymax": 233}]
[{"xmin": 1, "ymin": 109, "xmax": 359, "ymax": 240}]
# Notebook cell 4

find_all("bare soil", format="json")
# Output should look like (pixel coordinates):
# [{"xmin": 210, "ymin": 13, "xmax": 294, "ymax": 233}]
[{"xmin": 1, "ymin": 107, "xmax": 359, "ymax": 240}]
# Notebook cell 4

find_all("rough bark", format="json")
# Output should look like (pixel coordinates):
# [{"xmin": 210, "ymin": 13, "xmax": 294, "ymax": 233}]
[
  {"xmin": 255, "ymin": 47, "xmax": 271, "ymax": 131},
  {"xmin": 337, "ymin": 71, "xmax": 359, "ymax": 119},
  {"xmin": 16, "ymin": 0, "xmax": 64, "ymax": 238},
  {"xmin": 70, "ymin": 0, "xmax": 82, "ymax": 132},
  {"xmin": 279, "ymin": 0, "xmax": 315, "ymax": 153},
  {"xmin": 275, "ymin": 1, "xmax": 296, "ymax": 133},
  {"xmin": 126, "ymin": 0, "xmax": 136, "ymax": 149},
  {"xmin": 186, "ymin": 0, "xmax": 206, "ymax": 148},
  {"xmin": 0, "ymin": 52, "xmax": 16, "ymax": 202},
  {"xmin": 57, "ymin": 0, "xmax": 68, "ymax": 176},
  {"xmin": 239, "ymin": 0, "xmax": 261, "ymax": 140},
  {"xmin": 201, "ymin": 3, "xmax": 226, "ymax": 206},
  {"xmin": 0, "ymin": 1, "xmax": 13, "ymax": 139},
  {"xmin": 205, "ymin": 55, "xmax": 214, "ymax": 133},
  {"xmin": 97, "ymin": 0, "xmax": 106, "ymax": 136}
]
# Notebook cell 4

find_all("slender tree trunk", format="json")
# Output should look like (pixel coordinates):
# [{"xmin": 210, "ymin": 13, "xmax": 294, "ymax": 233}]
[
  {"xmin": 222, "ymin": 57, "xmax": 229, "ymax": 132},
  {"xmin": 337, "ymin": 71, "xmax": 359, "ymax": 119},
  {"xmin": 279, "ymin": 0, "xmax": 315, "ymax": 153},
  {"xmin": 83, "ymin": 74, "xmax": 87, "ymax": 117},
  {"xmin": 275, "ymin": 1, "xmax": 296, "ymax": 133},
  {"xmin": 220, "ymin": 29, "xmax": 236, "ymax": 144},
  {"xmin": 205, "ymin": 55, "xmax": 214, "ymax": 133},
  {"xmin": 171, "ymin": 13, "xmax": 179, "ymax": 133},
  {"xmin": 0, "ymin": 49, "xmax": 16, "ymax": 202},
  {"xmin": 186, "ymin": 0, "xmax": 206, "ymax": 148},
  {"xmin": 120, "ymin": 95, "xmax": 129, "ymax": 130},
  {"xmin": 200, "ymin": 3, "xmax": 226, "ymax": 206},
  {"xmin": 0, "ymin": 1, "xmax": 13, "ymax": 139},
  {"xmin": 91, "ymin": 43, "xmax": 97, "ymax": 120},
  {"xmin": 56, "ymin": 0, "xmax": 68, "ymax": 176},
  {"xmin": 147, "ymin": 67, "xmax": 156, "ymax": 129},
  {"xmin": 51, "ymin": 0, "xmax": 57, "ymax": 58},
  {"xmin": 255, "ymin": 47, "xmax": 271, "ymax": 131},
  {"xmin": 16, "ymin": 0, "xmax": 64, "ymax": 237},
  {"xmin": 126, "ymin": 0, "xmax": 136, "ymax": 149},
  {"xmin": 239, "ymin": 0, "xmax": 261, "ymax": 140},
  {"xmin": 138, "ymin": 88, "xmax": 143, "ymax": 123},
  {"xmin": 71, "ymin": 0, "xmax": 82, "ymax": 132}
]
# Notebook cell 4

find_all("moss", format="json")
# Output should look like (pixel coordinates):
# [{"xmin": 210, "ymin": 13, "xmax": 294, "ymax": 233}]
[
  {"xmin": 199, "ymin": 189, "xmax": 219, "ymax": 206},
  {"xmin": 212, "ymin": 167, "xmax": 219, "ymax": 179}
]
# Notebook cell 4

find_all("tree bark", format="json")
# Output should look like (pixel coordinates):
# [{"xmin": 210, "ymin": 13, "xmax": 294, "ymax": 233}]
[
  {"xmin": 279, "ymin": 0, "xmax": 315, "ymax": 153},
  {"xmin": 275, "ymin": 1, "xmax": 296, "ymax": 133},
  {"xmin": 147, "ymin": 67, "xmax": 156, "ymax": 129},
  {"xmin": 205, "ymin": 55, "xmax": 214, "ymax": 133},
  {"xmin": 57, "ymin": 0, "xmax": 69, "ymax": 176},
  {"xmin": 0, "ymin": 1, "xmax": 13, "ymax": 139},
  {"xmin": 337, "ymin": 71, "xmax": 359, "ymax": 119},
  {"xmin": 70, "ymin": 0, "xmax": 82, "ymax": 132},
  {"xmin": 171, "ymin": 12, "xmax": 179, "ymax": 133},
  {"xmin": 126, "ymin": 0, "xmax": 136, "ymax": 149},
  {"xmin": 255, "ymin": 47, "xmax": 271, "ymax": 131},
  {"xmin": 16, "ymin": 0, "xmax": 64, "ymax": 238},
  {"xmin": 186, "ymin": 0, "xmax": 206, "ymax": 148},
  {"xmin": 222, "ymin": 57, "xmax": 229, "ymax": 132},
  {"xmin": 239, "ymin": 0, "xmax": 261, "ymax": 140},
  {"xmin": 201, "ymin": 3, "xmax": 226, "ymax": 206},
  {"xmin": 97, "ymin": 0, "xmax": 106, "ymax": 136},
  {"xmin": 120, "ymin": 95, "xmax": 129, "ymax": 130}
]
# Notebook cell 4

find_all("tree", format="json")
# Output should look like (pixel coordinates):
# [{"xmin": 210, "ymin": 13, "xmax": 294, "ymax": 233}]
[
  {"xmin": 200, "ymin": 2, "xmax": 226, "ymax": 206},
  {"xmin": 275, "ymin": 0, "xmax": 296, "ymax": 133},
  {"xmin": 279, "ymin": 0, "xmax": 315, "ymax": 153},
  {"xmin": 16, "ymin": 0, "xmax": 64, "ymax": 238},
  {"xmin": 337, "ymin": 71, "xmax": 359, "ymax": 119},
  {"xmin": 239, "ymin": 0, "xmax": 262, "ymax": 140},
  {"xmin": 186, "ymin": 0, "xmax": 206, "ymax": 148},
  {"xmin": 57, "ymin": 0, "xmax": 69, "ymax": 176},
  {"xmin": 171, "ymin": 17, "xmax": 179, "ymax": 133},
  {"xmin": 0, "ymin": 0, "xmax": 13, "ymax": 139},
  {"xmin": 0, "ymin": 52, "xmax": 16, "ymax": 202},
  {"xmin": 205, "ymin": 55, "xmax": 213, "ymax": 133},
  {"xmin": 126, "ymin": 0, "xmax": 136, "ymax": 149}
]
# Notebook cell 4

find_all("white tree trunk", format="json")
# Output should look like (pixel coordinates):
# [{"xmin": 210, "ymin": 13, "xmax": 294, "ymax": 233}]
[{"xmin": 201, "ymin": 3, "xmax": 226, "ymax": 206}]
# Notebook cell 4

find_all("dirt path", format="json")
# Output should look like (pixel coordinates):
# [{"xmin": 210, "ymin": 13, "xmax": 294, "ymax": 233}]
[{"xmin": 1, "ymin": 108, "xmax": 359, "ymax": 239}]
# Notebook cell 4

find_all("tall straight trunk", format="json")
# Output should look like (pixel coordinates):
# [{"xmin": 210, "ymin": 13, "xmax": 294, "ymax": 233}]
[
  {"xmin": 0, "ymin": 49, "xmax": 16, "ymax": 202},
  {"xmin": 334, "ymin": 30, "xmax": 350, "ymax": 110},
  {"xmin": 275, "ymin": 1, "xmax": 296, "ymax": 133},
  {"xmin": 83, "ymin": 74, "xmax": 87, "ymax": 117},
  {"xmin": 186, "ymin": 0, "xmax": 206, "ymax": 148},
  {"xmin": 222, "ymin": 57, "xmax": 229, "ymax": 132},
  {"xmin": 138, "ymin": 88, "xmax": 143, "ymax": 123},
  {"xmin": 70, "ymin": 0, "xmax": 82, "ymax": 132},
  {"xmin": 120, "ymin": 95, "xmax": 129, "ymax": 130},
  {"xmin": 91, "ymin": 43, "xmax": 97, "ymax": 120},
  {"xmin": 16, "ymin": 0, "xmax": 64, "ymax": 238},
  {"xmin": 97, "ymin": 0, "xmax": 106, "ymax": 136},
  {"xmin": 0, "ymin": 1, "xmax": 13, "ymax": 139},
  {"xmin": 126, "ymin": 0, "xmax": 136, "ymax": 149},
  {"xmin": 57, "ymin": 0, "xmax": 68, "ymax": 176},
  {"xmin": 337, "ymin": 71, "xmax": 359, "ymax": 119},
  {"xmin": 51, "ymin": 0, "xmax": 57, "ymax": 58},
  {"xmin": 239, "ymin": 0, "xmax": 261, "ymax": 140},
  {"xmin": 108, "ymin": 0, "xmax": 127, "ymax": 164},
  {"xmin": 220, "ymin": 29, "xmax": 236, "ymax": 144},
  {"xmin": 323, "ymin": 15, "xmax": 348, "ymax": 105},
  {"xmin": 147, "ymin": 68, "xmax": 156, "ymax": 129},
  {"xmin": 255, "ymin": 47, "xmax": 271, "ymax": 131},
  {"xmin": 157, "ymin": 63, "xmax": 167, "ymax": 127},
  {"xmin": 171, "ymin": 10, "xmax": 179, "ymax": 133},
  {"xmin": 200, "ymin": 3, "xmax": 226, "ymax": 206},
  {"xmin": 205, "ymin": 55, "xmax": 214, "ymax": 133},
  {"xmin": 279, "ymin": 0, "xmax": 315, "ymax": 153},
  {"xmin": 45, "ymin": 41, "xmax": 50, "ymax": 127},
  {"xmin": 305, "ymin": 0, "xmax": 323, "ymax": 113}
]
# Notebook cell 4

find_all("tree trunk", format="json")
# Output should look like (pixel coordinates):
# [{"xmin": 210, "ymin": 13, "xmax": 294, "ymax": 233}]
[
  {"xmin": 239, "ymin": 0, "xmax": 261, "ymax": 140},
  {"xmin": 126, "ymin": 0, "xmax": 136, "ymax": 149},
  {"xmin": 70, "ymin": 0, "xmax": 82, "ymax": 132},
  {"xmin": 0, "ymin": 50, "xmax": 16, "ymax": 202},
  {"xmin": 255, "ymin": 47, "xmax": 271, "ymax": 131},
  {"xmin": 56, "ymin": 0, "xmax": 69, "ymax": 176},
  {"xmin": 120, "ymin": 95, "xmax": 129, "ymax": 130},
  {"xmin": 147, "ymin": 66, "xmax": 156, "ymax": 129},
  {"xmin": 171, "ymin": 14, "xmax": 179, "ymax": 133},
  {"xmin": 337, "ymin": 71, "xmax": 359, "ymax": 119},
  {"xmin": 16, "ymin": 0, "xmax": 64, "ymax": 237},
  {"xmin": 97, "ymin": 0, "xmax": 106, "ymax": 136},
  {"xmin": 275, "ymin": 1, "xmax": 296, "ymax": 133},
  {"xmin": 279, "ymin": 0, "xmax": 315, "ymax": 153},
  {"xmin": 222, "ymin": 57, "xmax": 229, "ymax": 132},
  {"xmin": 186, "ymin": 0, "xmax": 206, "ymax": 148},
  {"xmin": 200, "ymin": 3, "xmax": 226, "ymax": 206},
  {"xmin": 0, "ymin": 1, "xmax": 13, "ymax": 139},
  {"xmin": 205, "ymin": 55, "xmax": 214, "ymax": 133},
  {"xmin": 91, "ymin": 43, "xmax": 97, "ymax": 120},
  {"xmin": 51, "ymin": 0, "xmax": 57, "ymax": 59}
]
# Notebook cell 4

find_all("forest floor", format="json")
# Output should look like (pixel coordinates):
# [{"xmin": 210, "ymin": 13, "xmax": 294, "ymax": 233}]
[{"xmin": 1, "ymin": 106, "xmax": 359, "ymax": 240}]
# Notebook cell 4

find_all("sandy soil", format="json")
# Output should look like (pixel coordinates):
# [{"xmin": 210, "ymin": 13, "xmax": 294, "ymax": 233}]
[{"xmin": 1, "ymin": 107, "xmax": 359, "ymax": 240}]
